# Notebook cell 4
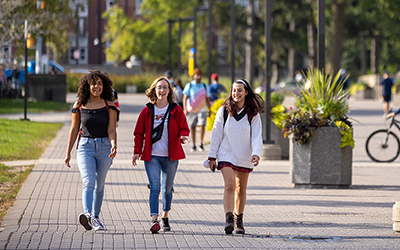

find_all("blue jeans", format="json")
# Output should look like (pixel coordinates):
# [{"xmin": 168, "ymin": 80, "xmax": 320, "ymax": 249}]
[
  {"xmin": 145, "ymin": 156, "xmax": 178, "ymax": 216},
  {"xmin": 77, "ymin": 137, "xmax": 113, "ymax": 217}
]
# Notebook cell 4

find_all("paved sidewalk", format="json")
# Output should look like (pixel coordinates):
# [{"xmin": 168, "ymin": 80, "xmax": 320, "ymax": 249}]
[{"xmin": 1, "ymin": 94, "xmax": 400, "ymax": 249}]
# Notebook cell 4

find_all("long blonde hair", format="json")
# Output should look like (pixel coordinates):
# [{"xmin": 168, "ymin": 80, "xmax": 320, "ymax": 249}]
[{"xmin": 145, "ymin": 76, "xmax": 175, "ymax": 104}]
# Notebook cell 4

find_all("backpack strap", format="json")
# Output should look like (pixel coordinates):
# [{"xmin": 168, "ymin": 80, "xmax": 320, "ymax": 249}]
[
  {"xmin": 223, "ymin": 105, "xmax": 252, "ymax": 127},
  {"xmin": 223, "ymin": 106, "xmax": 228, "ymax": 127}
]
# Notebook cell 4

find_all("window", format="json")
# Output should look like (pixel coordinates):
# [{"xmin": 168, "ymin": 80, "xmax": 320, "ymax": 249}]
[
  {"xmin": 107, "ymin": 0, "xmax": 115, "ymax": 11},
  {"xmin": 80, "ymin": 48, "xmax": 85, "ymax": 60},
  {"xmin": 135, "ymin": 0, "xmax": 144, "ymax": 14}
]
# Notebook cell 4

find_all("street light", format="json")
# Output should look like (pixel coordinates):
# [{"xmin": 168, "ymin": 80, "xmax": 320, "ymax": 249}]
[{"xmin": 23, "ymin": 19, "xmax": 29, "ymax": 120}]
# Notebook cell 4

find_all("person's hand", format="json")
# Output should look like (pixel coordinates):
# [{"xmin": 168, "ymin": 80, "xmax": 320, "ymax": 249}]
[
  {"xmin": 184, "ymin": 110, "xmax": 188, "ymax": 116},
  {"xmin": 251, "ymin": 155, "xmax": 260, "ymax": 167},
  {"xmin": 181, "ymin": 135, "xmax": 191, "ymax": 144},
  {"xmin": 64, "ymin": 155, "xmax": 71, "ymax": 168},
  {"xmin": 207, "ymin": 110, "xmax": 211, "ymax": 117},
  {"xmin": 109, "ymin": 145, "xmax": 117, "ymax": 158},
  {"xmin": 132, "ymin": 154, "xmax": 140, "ymax": 166},
  {"xmin": 209, "ymin": 159, "xmax": 216, "ymax": 172},
  {"xmin": 387, "ymin": 112, "xmax": 395, "ymax": 119}
]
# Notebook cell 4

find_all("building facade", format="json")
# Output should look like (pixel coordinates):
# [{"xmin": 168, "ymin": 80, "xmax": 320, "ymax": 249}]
[{"xmin": 67, "ymin": 0, "xmax": 143, "ymax": 65}]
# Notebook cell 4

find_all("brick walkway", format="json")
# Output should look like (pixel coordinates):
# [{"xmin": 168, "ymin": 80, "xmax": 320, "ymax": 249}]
[{"xmin": 1, "ymin": 94, "xmax": 400, "ymax": 249}]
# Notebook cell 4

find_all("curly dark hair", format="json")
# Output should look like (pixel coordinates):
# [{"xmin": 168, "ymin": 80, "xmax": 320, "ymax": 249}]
[
  {"xmin": 76, "ymin": 70, "xmax": 114, "ymax": 106},
  {"xmin": 224, "ymin": 79, "xmax": 264, "ymax": 120}
]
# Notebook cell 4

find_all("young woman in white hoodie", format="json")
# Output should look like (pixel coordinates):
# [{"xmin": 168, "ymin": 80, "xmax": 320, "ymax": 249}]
[{"xmin": 208, "ymin": 79, "xmax": 264, "ymax": 235}]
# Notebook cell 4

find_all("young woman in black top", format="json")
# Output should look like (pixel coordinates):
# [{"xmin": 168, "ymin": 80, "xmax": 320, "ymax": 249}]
[{"xmin": 64, "ymin": 70, "xmax": 117, "ymax": 231}]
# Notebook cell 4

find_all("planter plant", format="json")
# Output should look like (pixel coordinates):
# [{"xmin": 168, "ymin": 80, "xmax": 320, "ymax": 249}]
[{"xmin": 282, "ymin": 68, "xmax": 354, "ymax": 188}]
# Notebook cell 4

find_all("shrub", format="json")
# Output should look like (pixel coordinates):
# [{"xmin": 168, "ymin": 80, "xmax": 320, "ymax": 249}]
[{"xmin": 282, "ymin": 68, "xmax": 353, "ymax": 147}]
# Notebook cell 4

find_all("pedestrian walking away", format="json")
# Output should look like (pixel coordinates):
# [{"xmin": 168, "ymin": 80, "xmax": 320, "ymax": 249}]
[
  {"xmin": 182, "ymin": 68, "xmax": 211, "ymax": 152},
  {"xmin": 207, "ymin": 78, "xmax": 264, "ymax": 235},
  {"xmin": 380, "ymin": 71, "xmax": 394, "ymax": 114},
  {"xmin": 132, "ymin": 76, "xmax": 190, "ymax": 233},
  {"xmin": 64, "ymin": 70, "xmax": 118, "ymax": 231},
  {"xmin": 209, "ymin": 73, "xmax": 226, "ymax": 104}
]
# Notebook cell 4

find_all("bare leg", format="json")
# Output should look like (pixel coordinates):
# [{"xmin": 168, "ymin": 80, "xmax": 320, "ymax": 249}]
[
  {"xmin": 384, "ymin": 101, "xmax": 390, "ymax": 114},
  {"xmin": 190, "ymin": 126, "xmax": 196, "ymax": 147},
  {"xmin": 199, "ymin": 125, "xmax": 205, "ymax": 145},
  {"xmin": 235, "ymin": 171, "xmax": 250, "ymax": 215},
  {"xmin": 221, "ymin": 167, "xmax": 236, "ymax": 213}
]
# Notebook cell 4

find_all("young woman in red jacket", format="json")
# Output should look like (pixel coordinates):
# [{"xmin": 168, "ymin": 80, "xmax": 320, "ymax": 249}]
[{"xmin": 132, "ymin": 76, "xmax": 190, "ymax": 233}]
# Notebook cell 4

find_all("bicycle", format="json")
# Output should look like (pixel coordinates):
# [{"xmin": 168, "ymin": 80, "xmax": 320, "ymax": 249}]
[{"xmin": 365, "ymin": 115, "xmax": 400, "ymax": 162}]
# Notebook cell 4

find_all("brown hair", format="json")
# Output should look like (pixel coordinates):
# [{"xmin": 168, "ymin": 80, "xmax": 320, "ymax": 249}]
[
  {"xmin": 145, "ymin": 76, "xmax": 175, "ymax": 104},
  {"xmin": 76, "ymin": 70, "xmax": 114, "ymax": 106},
  {"xmin": 193, "ymin": 68, "xmax": 202, "ymax": 76},
  {"xmin": 224, "ymin": 78, "xmax": 264, "ymax": 120}
]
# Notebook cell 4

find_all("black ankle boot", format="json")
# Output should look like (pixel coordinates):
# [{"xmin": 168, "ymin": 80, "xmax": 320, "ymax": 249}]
[
  {"xmin": 225, "ymin": 212, "xmax": 234, "ymax": 234},
  {"xmin": 235, "ymin": 213, "xmax": 245, "ymax": 234}
]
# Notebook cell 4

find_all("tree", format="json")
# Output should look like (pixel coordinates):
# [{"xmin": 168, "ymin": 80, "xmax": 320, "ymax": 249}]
[
  {"xmin": 0, "ymin": 0, "xmax": 71, "ymax": 61},
  {"xmin": 103, "ymin": 0, "xmax": 204, "ymax": 71}
]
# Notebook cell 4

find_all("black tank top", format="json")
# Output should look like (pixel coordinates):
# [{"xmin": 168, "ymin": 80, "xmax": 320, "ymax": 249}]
[{"xmin": 72, "ymin": 105, "xmax": 117, "ymax": 138}]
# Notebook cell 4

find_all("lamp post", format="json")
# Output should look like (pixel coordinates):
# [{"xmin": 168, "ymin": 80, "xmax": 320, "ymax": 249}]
[
  {"xmin": 24, "ymin": 19, "xmax": 28, "ymax": 120},
  {"xmin": 264, "ymin": 0, "xmax": 273, "ymax": 144},
  {"xmin": 317, "ymin": 0, "xmax": 325, "ymax": 70},
  {"xmin": 261, "ymin": 0, "xmax": 281, "ymax": 160}
]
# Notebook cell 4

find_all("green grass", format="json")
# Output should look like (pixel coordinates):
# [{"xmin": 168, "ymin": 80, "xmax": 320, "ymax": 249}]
[
  {"xmin": 0, "ymin": 119, "xmax": 63, "ymax": 161},
  {"xmin": 0, "ymin": 163, "xmax": 34, "ymax": 224},
  {"xmin": 0, "ymin": 99, "xmax": 71, "ymax": 114}
]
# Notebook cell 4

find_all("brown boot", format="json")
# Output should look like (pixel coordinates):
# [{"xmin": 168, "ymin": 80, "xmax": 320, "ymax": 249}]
[
  {"xmin": 225, "ymin": 212, "xmax": 234, "ymax": 234},
  {"xmin": 235, "ymin": 213, "xmax": 245, "ymax": 234}
]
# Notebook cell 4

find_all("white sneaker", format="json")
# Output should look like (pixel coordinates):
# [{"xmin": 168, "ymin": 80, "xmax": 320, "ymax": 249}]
[
  {"xmin": 79, "ymin": 213, "xmax": 92, "ymax": 230},
  {"xmin": 92, "ymin": 217, "xmax": 105, "ymax": 231}
]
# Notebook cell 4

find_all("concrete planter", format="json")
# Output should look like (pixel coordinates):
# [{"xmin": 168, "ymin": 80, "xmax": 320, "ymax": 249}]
[{"xmin": 290, "ymin": 127, "xmax": 352, "ymax": 189}]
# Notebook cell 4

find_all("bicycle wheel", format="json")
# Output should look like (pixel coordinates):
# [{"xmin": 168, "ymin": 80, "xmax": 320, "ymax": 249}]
[{"xmin": 366, "ymin": 129, "xmax": 400, "ymax": 162}]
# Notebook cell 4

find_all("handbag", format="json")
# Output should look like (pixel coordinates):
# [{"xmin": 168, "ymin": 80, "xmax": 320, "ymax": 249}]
[{"xmin": 151, "ymin": 104, "xmax": 174, "ymax": 144}]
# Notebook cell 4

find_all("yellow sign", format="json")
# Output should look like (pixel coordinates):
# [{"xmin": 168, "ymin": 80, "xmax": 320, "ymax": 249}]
[{"xmin": 188, "ymin": 48, "xmax": 195, "ymax": 76}]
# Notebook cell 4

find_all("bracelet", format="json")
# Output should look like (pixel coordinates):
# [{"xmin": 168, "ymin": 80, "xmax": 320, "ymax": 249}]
[{"xmin": 112, "ymin": 145, "xmax": 117, "ymax": 148}]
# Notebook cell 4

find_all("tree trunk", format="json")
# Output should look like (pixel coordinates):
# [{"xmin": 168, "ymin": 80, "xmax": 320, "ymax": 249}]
[
  {"xmin": 326, "ymin": 0, "xmax": 348, "ymax": 73},
  {"xmin": 245, "ymin": 0, "xmax": 255, "ymax": 86},
  {"xmin": 370, "ymin": 36, "xmax": 380, "ymax": 74},
  {"xmin": 288, "ymin": 20, "xmax": 295, "ymax": 79},
  {"xmin": 271, "ymin": 51, "xmax": 278, "ymax": 85},
  {"xmin": 306, "ymin": 0, "xmax": 316, "ymax": 69},
  {"xmin": 360, "ymin": 32, "xmax": 366, "ymax": 75}
]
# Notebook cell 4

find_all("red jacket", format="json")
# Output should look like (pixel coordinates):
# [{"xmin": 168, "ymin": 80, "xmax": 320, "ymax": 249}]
[{"xmin": 133, "ymin": 103, "xmax": 190, "ymax": 161}]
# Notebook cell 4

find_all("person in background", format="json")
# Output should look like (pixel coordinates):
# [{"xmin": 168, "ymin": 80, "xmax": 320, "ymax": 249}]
[
  {"xmin": 0, "ymin": 65, "xmax": 6, "ymax": 98},
  {"xmin": 338, "ymin": 69, "xmax": 350, "ymax": 92},
  {"xmin": 208, "ymin": 79, "xmax": 264, "ymax": 235},
  {"xmin": 103, "ymin": 72, "xmax": 120, "ymax": 127},
  {"xmin": 379, "ymin": 71, "xmax": 394, "ymax": 114},
  {"xmin": 49, "ymin": 65, "xmax": 58, "ymax": 75},
  {"xmin": 164, "ymin": 70, "xmax": 175, "ymax": 87},
  {"xmin": 182, "ymin": 68, "xmax": 211, "ymax": 152},
  {"xmin": 209, "ymin": 73, "xmax": 226, "ymax": 105},
  {"xmin": 11, "ymin": 65, "xmax": 20, "ymax": 90},
  {"xmin": 132, "ymin": 76, "xmax": 190, "ymax": 233},
  {"xmin": 295, "ymin": 70, "xmax": 303, "ymax": 83},
  {"xmin": 173, "ymin": 77, "xmax": 184, "ymax": 108},
  {"xmin": 112, "ymin": 88, "xmax": 121, "ymax": 126},
  {"xmin": 64, "ymin": 70, "xmax": 117, "ymax": 231}
]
